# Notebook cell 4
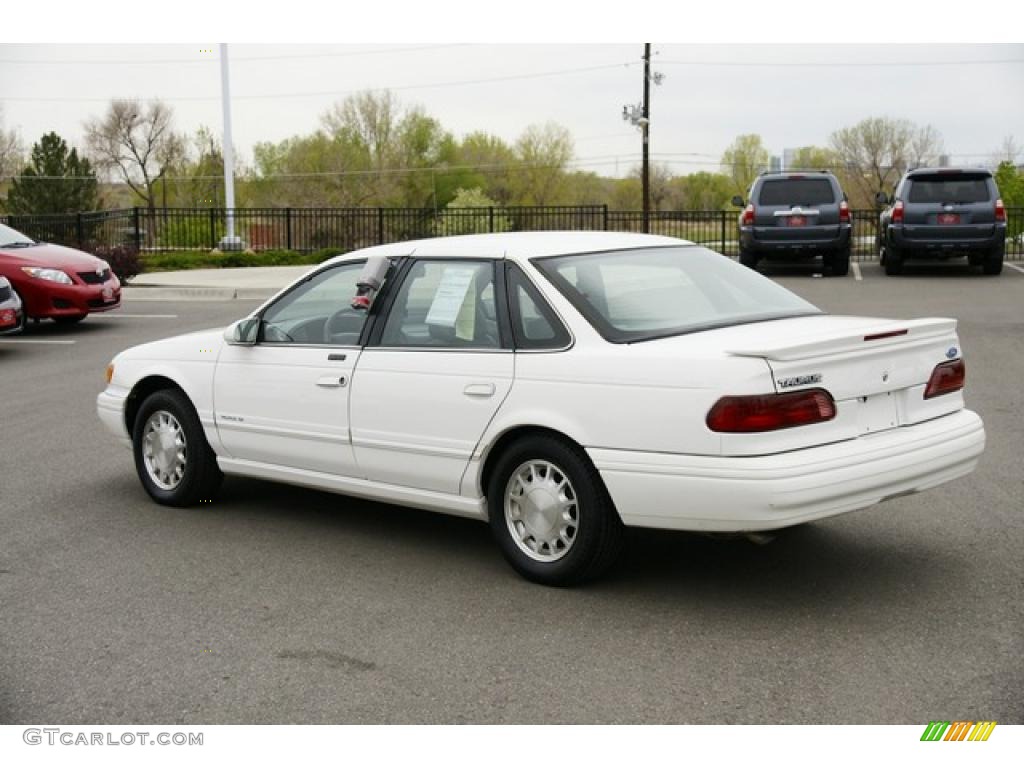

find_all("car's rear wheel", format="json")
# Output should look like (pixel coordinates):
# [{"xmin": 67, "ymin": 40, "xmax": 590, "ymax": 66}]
[
  {"xmin": 487, "ymin": 435, "xmax": 623, "ymax": 586},
  {"xmin": 825, "ymin": 248, "xmax": 850, "ymax": 277},
  {"xmin": 11, "ymin": 289, "xmax": 28, "ymax": 333},
  {"xmin": 739, "ymin": 249, "xmax": 759, "ymax": 270},
  {"xmin": 132, "ymin": 389, "xmax": 223, "ymax": 507},
  {"xmin": 982, "ymin": 247, "xmax": 1003, "ymax": 276},
  {"xmin": 883, "ymin": 246, "xmax": 904, "ymax": 275},
  {"xmin": 54, "ymin": 314, "xmax": 87, "ymax": 325}
]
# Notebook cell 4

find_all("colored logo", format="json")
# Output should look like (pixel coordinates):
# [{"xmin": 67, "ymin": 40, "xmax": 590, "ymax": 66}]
[{"xmin": 920, "ymin": 721, "xmax": 996, "ymax": 742}]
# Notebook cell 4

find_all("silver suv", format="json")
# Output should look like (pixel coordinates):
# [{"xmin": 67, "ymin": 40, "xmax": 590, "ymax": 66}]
[
  {"xmin": 877, "ymin": 168, "xmax": 1006, "ymax": 276},
  {"xmin": 732, "ymin": 171, "xmax": 851, "ymax": 277}
]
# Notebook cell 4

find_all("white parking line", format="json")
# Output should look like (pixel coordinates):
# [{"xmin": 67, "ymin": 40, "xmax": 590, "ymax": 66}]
[
  {"xmin": 0, "ymin": 338, "xmax": 76, "ymax": 345},
  {"xmin": 1005, "ymin": 263, "xmax": 1024, "ymax": 275},
  {"xmin": 852, "ymin": 262, "xmax": 862, "ymax": 281},
  {"xmin": 99, "ymin": 314, "xmax": 179, "ymax": 319}
]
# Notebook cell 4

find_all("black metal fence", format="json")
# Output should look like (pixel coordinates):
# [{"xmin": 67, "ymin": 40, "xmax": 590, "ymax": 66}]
[{"xmin": 3, "ymin": 205, "xmax": 1023, "ymax": 261}]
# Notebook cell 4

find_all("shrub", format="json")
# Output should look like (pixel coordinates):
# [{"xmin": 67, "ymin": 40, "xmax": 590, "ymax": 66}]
[{"xmin": 92, "ymin": 244, "xmax": 143, "ymax": 281}]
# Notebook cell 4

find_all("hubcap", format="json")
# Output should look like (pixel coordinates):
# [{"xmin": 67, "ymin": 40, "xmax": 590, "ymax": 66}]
[
  {"xmin": 142, "ymin": 410, "xmax": 187, "ymax": 490},
  {"xmin": 504, "ymin": 460, "xmax": 579, "ymax": 563}
]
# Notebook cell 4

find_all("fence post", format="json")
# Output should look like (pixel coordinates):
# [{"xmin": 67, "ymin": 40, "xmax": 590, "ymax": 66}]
[
  {"xmin": 133, "ymin": 207, "xmax": 141, "ymax": 250},
  {"xmin": 75, "ymin": 212, "xmax": 84, "ymax": 249},
  {"xmin": 603, "ymin": 204, "xmax": 609, "ymax": 231},
  {"xmin": 720, "ymin": 211, "xmax": 727, "ymax": 255},
  {"xmin": 285, "ymin": 208, "xmax": 293, "ymax": 251},
  {"xmin": 488, "ymin": 206, "xmax": 495, "ymax": 233},
  {"xmin": 209, "ymin": 209, "xmax": 217, "ymax": 250},
  {"xmin": 377, "ymin": 207, "xmax": 385, "ymax": 245}
]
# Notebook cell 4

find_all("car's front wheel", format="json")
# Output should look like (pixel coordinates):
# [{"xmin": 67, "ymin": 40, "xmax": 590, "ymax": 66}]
[
  {"xmin": 487, "ymin": 435, "xmax": 623, "ymax": 586},
  {"xmin": 825, "ymin": 248, "xmax": 850, "ymax": 277},
  {"xmin": 132, "ymin": 389, "xmax": 223, "ymax": 507}
]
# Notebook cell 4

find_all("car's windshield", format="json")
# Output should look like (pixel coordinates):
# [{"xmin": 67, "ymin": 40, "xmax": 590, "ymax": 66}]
[
  {"xmin": 533, "ymin": 246, "xmax": 821, "ymax": 343},
  {"xmin": 907, "ymin": 174, "xmax": 991, "ymax": 204},
  {"xmin": 0, "ymin": 222, "xmax": 37, "ymax": 247},
  {"xmin": 758, "ymin": 179, "xmax": 835, "ymax": 206}
]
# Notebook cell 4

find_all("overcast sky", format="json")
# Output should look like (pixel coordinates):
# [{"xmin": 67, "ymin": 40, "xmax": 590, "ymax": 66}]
[{"xmin": 1, "ymin": 43, "xmax": 1022, "ymax": 178}]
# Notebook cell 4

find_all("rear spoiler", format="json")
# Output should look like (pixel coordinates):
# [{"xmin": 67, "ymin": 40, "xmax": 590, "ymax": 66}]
[{"xmin": 726, "ymin": 317, "xmax": 958, "ymax": 362}]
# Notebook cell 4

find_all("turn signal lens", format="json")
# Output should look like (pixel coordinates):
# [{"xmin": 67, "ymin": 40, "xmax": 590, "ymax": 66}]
[
  {"xmin": 924, "ymin": 359, "xmax": 965, "ymax": 399},
  {"xmin": 741, "ymin": 204, "xmax": 755, "ymax": 226},
  {"xmin": 105, "ymin": 363, "xmax": 115, "ymax": 384},
  {"xmin": 706, "ymin": 389, "xmax": 836, "ymax": 433},
  {"xmin": 892, "ymin": 200, "xmax": 904, "ymax": 224}
]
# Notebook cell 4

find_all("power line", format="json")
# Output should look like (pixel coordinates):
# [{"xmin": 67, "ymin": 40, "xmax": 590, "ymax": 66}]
[
  {"xmin": 658, "ymin": 58, "xmax": 1024, "ymax": 67},
  {"xmin": 0, "ymin": 62, "xmax": 636, "ymax": 103},
  {"xmin": 0, "ymin": 44, "xmax": 469, "ymax": 66}
]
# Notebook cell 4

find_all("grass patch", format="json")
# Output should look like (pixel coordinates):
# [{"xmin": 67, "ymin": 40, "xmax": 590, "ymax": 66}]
[{"xmin": 140, "ymin": 247, "xmax": 346, "ymax": 273}]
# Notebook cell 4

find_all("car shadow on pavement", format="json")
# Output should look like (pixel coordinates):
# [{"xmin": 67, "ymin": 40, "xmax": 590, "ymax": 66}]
[{"xmin": 19, "ymin": 318, "xmax": 111, "ymax": 338}]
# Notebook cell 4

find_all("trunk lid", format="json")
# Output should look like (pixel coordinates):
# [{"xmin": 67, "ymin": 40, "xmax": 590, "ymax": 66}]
[{"xmin": 704, "ymin": 315, "xmax": 965, "ymax": 456}]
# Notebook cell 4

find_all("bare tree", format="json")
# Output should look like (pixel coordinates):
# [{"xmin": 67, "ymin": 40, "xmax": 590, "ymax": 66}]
[
  {"xmin": 511, "ymin": 122, "xmax": 574, "ymax": 205},
  {"xmin": 84, "ymin": 99, "xmax": 185, "ymax": 212},
  {"xmin": 990, "ymin": 135, "xmax": 1022, "ymax": 168},
  {"xmin": 0, "ymin": 107, "xmax": 25, "ymax": 181},
  {"xmin": 829, "ymin": 117, "xmax": 943, "ymax": 206}
]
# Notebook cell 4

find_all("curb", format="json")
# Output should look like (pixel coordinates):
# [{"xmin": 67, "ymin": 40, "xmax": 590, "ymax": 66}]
[{"xmin": 123, "ymin": 285, "xmax": 276, "ymax": 301}]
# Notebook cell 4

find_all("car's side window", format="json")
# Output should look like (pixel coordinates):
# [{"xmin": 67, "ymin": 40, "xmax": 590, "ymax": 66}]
[
  {"xmin": 260, "ymin": 262, "xmax": 367, "ymax": 346},
  {"xmin": 506, "ymin": 264, "xmax": 571, "ymax": 350},
  {"xmin": 379, "ymin": 260, "xmax": 500, "ymax": 349}
]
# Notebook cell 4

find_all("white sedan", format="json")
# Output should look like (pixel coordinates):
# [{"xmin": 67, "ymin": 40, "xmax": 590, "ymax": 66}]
[{"xmin": 97, "ymin": 232, "xmax": 985, "ymax": 585}]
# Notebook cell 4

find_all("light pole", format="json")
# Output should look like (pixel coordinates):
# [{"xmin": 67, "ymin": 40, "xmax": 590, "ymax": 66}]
[
  {"xmin": 219, "ymin": 43, "xmax": 241, "ymax": 250},
  {"xmin": 622, "ymin": 44, "xmax": 663, "ymax": 233}
]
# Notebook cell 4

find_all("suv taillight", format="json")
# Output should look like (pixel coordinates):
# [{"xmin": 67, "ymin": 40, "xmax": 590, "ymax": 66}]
[
  {"xmin": 924, "ymin": 359, "xmax": 965, "ymax": 400},
  {"xmin": 892, "ymin": 199, "xmax": 904, "ymax": 224},
  {"xmin": 839, "ymin": 200, "xmax": 850, "ymax": 223},
  {"xmin": 706, "ymin": 389, "xmax": 836, "ymax": 433},
  {"xmin": 995, "ymin": 198, "xmax": 1006, "ymax": 222},
  {"xmin": 741, "ymin": 204, "xmax": 755, "ymax": 226}
]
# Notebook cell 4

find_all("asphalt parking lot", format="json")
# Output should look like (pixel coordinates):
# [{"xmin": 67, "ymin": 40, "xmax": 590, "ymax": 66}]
[{"xmin": 1, "ymin": 260, "xmax": 1022, "ymax": 724}]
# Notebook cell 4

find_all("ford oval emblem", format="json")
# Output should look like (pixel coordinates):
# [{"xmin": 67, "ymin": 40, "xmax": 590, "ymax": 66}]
[{"xmin": 946, "ymin": 347, "xmax": 958, "ymax": 359}]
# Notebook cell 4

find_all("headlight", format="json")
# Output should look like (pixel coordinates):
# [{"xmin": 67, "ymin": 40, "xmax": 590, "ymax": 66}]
[{"xmin": 21, "ymin": 266, "xmax": 72, "ymax": 285}]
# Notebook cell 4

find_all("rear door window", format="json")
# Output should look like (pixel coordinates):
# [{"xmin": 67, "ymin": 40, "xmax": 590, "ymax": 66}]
[
  {"xmin": 907, "ymin": 175, "xmax": 991, "ymax": 204},
  {"xmin": 757, "ymin": 179, "xmax": 835, "ymax": 206}
]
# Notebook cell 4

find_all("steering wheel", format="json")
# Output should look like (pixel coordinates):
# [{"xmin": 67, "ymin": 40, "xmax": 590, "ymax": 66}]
[{"xmin": 325, "ymin": 307, "xmax": 365, "ymax": 344}]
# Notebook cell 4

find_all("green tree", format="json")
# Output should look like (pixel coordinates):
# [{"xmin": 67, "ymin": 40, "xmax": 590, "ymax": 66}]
[
  {"xmin": 721, "ymin": 134, "xmax": 769, "ymax": 196},
  {"xmin": 5, "ymin": 132, "xmax": 98, "ymax": 214},
  {"xmin": 666, "ymin": 171, "xmax": 733, "ymax": 210},
  {"xmin": 786, "ymin": 146, "xmax": 840, "ymax": 172},
  {"xmin": 452, "ymin": 132, "xmax": 517, "ymax": 205},
  {"xmin": 510, "ymin": 122, "xmax": 574, "ymax": 205},
  {"xmin": 434, "ymin": 187, "xmax": 511, "ymax": 236}
]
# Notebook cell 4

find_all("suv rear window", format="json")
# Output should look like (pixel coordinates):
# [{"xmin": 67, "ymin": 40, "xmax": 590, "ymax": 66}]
[
  {"xmin": 907, "ymin": 174, "xmax": 991, "ymax": 204},
  {"xmin": 757, "ymin": 179, "xmax": 835, "ymax": 206}
]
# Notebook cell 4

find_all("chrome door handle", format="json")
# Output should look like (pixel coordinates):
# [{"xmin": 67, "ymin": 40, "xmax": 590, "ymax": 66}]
[
  {"xmin": 463, "ymin": 383, "xmax": 495, "ymax": 398},
  {"xmin": 317, "ymin": 375, "xmax": 347, "ymax": 388}
]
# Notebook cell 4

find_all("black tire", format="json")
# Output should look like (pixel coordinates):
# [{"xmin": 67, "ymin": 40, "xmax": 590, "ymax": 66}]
[
  {"xmin": 12, "ymin": 289, "xmax": 28, "ymax": 334},
  {"xmin": 132, "ymin": 389, "xmax": 223, "ymax": 507},
  {"xmin": 739, "ymin": 249, "xmax": 759, "ymax": 270},
  {"xmin": 982, "ymin": 248, "xmax": 1003, "ymax": 276},
  {"xmin": 54, "ymin": 314, "xmax": 87, "ymax": 325},
  {"xmin": 883, "ymin": 246, "xmax": 904, "ymax": 275},
  {"xmin": 825, "ymin": 248, "xmax": 850, "ymax": 277},
  {"xmin": 968, "ymin": 253, "xmax": 984, "ymax": 268},
  {"xmin": 487, "ymin": 435, "xmax": 624, "ymax": 586}
]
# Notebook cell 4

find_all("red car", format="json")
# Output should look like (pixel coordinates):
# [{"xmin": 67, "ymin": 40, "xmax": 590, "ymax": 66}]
[{"xmin": 0, "ymin": 222, "xmax": 121, "ymax": 326}]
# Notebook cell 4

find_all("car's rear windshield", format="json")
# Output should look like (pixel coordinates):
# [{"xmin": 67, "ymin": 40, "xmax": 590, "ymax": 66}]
[
  {"xmin": 533, "ymin": 246, "xmax": 820, "ymax": 343},
  {"xmin": 757, "ymin": 179, "xmax": 835, "ymax": 206},
  {"xmin": 907, "ymin": 174, "xmax": 991, "ymax": 204}
]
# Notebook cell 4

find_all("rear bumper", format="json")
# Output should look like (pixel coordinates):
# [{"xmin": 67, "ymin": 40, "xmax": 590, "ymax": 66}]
[
  {"xmin": 888, "ymin": 224, "xmax": 1005, "ymax": 253},
  {"xmin": 741, "ymin": 224, "xmax": 851, "ymax": 253},
  {"xmin": 588, "ymin": 409, "xmax": 985, "ymax": 532}
]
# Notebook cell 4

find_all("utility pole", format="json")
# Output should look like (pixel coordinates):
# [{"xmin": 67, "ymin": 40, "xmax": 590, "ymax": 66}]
[
  {"xmin": 219, "ymin": 43, "xmax": 240, "ymax": 250},
  {"xmin": 622, "ymin": 44, "xmax": 663, "ymax": 234}
]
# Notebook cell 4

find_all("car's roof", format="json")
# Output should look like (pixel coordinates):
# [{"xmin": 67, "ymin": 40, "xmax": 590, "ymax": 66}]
[
  {"xmin": 905, "ymin": 167, "xmax": 992, "ymax": 178},
  {"xmin": 326, "ymin": 230, "xmax": 692, "ymax": 264}
]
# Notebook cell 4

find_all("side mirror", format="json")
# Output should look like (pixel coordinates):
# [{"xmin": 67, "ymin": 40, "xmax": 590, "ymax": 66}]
[
  {"xmin": 731, "ymin": 195, "xmax": 745, "ymax": 208},
  {"xmin": 224, "ymin": 316, "xmax": 260, "ymax": 346},
  {"xmin": 875, "ymin": 191, "xmax": 889, "ymax": 206}
]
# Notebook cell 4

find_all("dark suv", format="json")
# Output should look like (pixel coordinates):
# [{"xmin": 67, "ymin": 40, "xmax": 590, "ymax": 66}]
[
  {"xmin": 877, "ymin": 167, "xmax": 1006, "ymax": 275},
  {"xmin": 732, "ymin": 171, "xmax": 851, "ymax": 277}
]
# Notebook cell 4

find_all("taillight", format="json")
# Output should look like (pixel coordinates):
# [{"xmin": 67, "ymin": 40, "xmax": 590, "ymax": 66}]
[
  {"xmin": 839, "ymin": 200, "xmax": 850, "ymax": 223},
  {"xmin": 741, "ymin": 204, "xmax": 755, "ymax": 226},
  {"xmin": 924, "ymin": 359, "xmax": 965, "ymax": 399},
  {"xmin": 995, "ymin": 198, "xmax": 1006, "ymax": 222},
  {"xmin": 706, "ymin": 389, "xmax": 836, "ymax": 433},
  {"xmin": 892, "ymin": 200, "xmax": 904, "ymax": 224}
]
